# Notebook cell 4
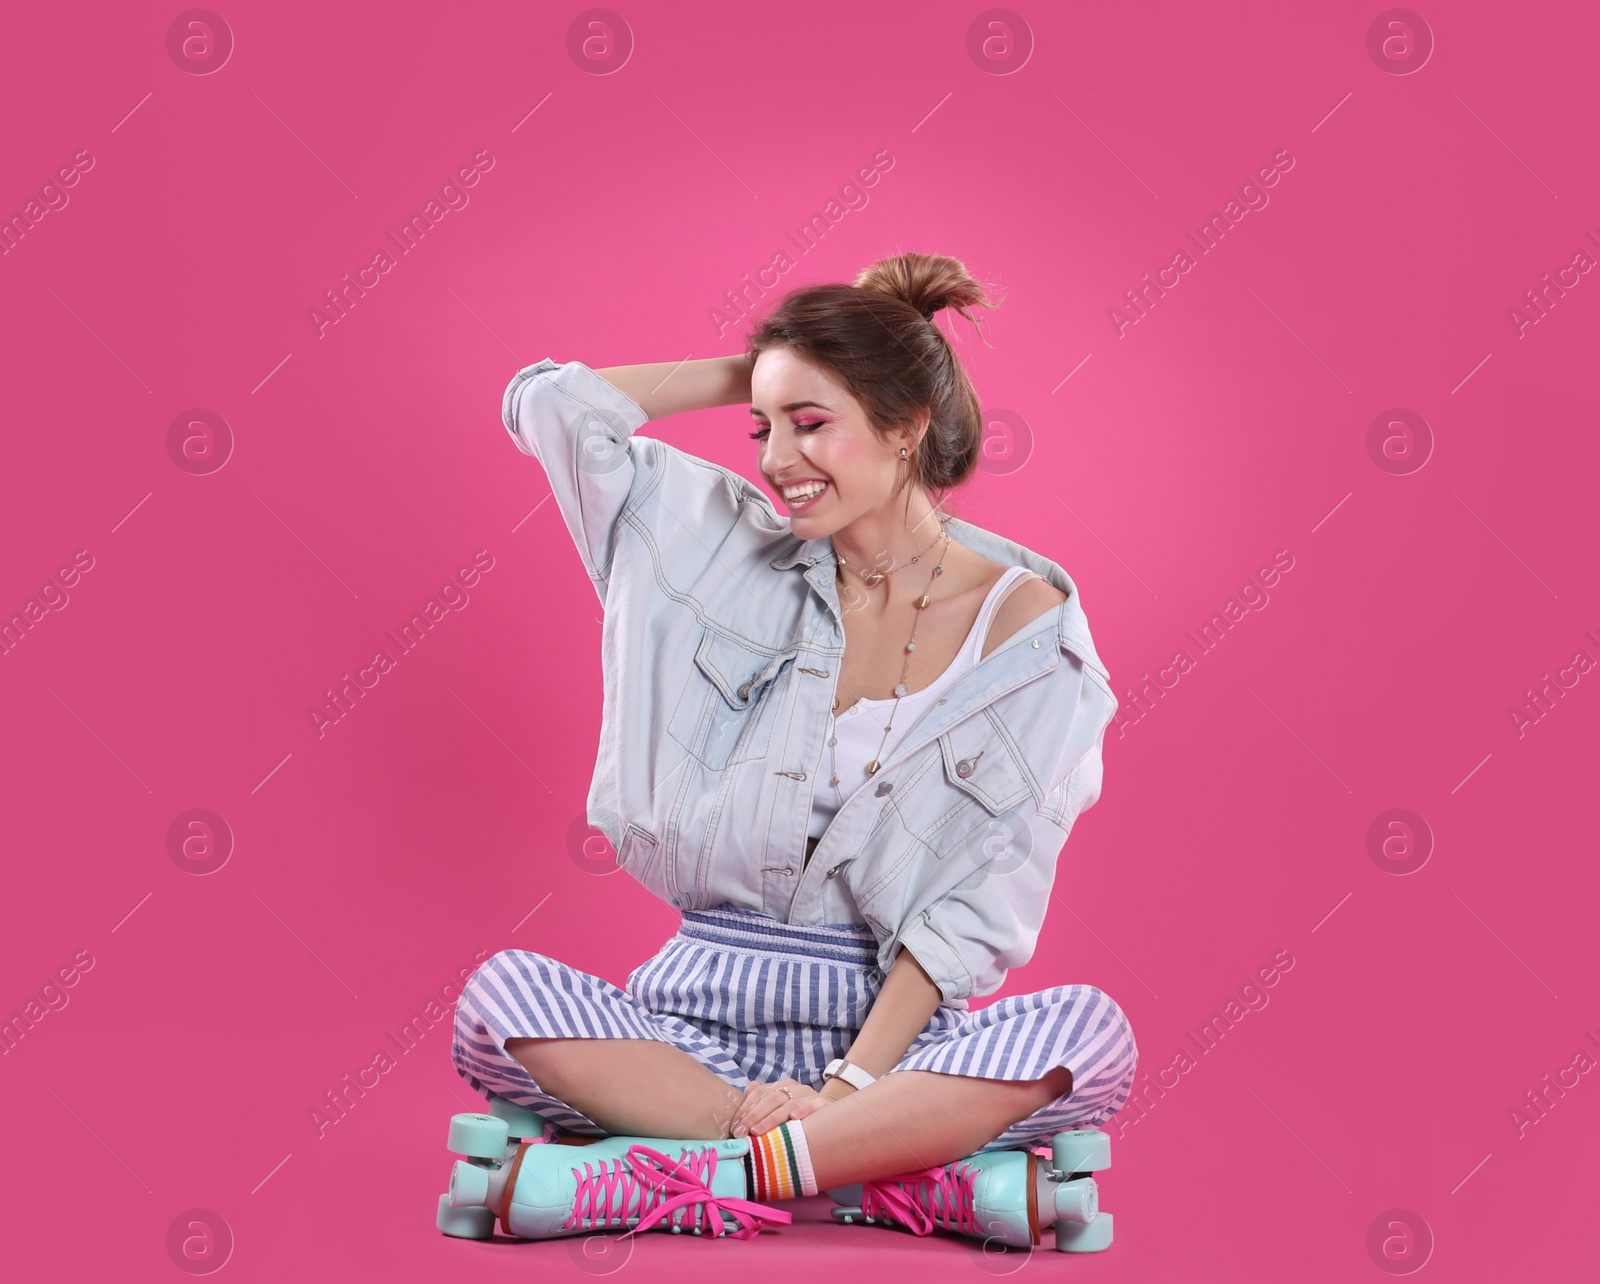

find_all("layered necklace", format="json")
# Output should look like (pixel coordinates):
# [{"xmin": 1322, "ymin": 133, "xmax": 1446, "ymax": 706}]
[{"xmin": 828, "ymin": 520, "xmax": 952, "ymax": 789}]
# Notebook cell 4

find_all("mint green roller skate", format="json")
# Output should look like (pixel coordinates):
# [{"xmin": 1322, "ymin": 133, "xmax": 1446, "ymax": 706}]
[
  {"xmin": 828, "ymin": 1128, "xmax": 1112, "ymax": 1252},
  {"xmin": 436, "ymin": 1100, "xmax": 555, "ymax": 1238},
  {"xmin": 1046, "ymin": 1128, "xmax": 1114, "ymax": 1253},
  {"xmin": 445, "ymin": 1133, "xmax": 792, "ymax": 1241}
]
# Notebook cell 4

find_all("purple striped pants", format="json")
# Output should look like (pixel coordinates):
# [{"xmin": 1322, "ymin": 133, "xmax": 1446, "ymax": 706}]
[{"xmin": 451, "ymin": 905, "xmax": 1138, "ymax": 1150}]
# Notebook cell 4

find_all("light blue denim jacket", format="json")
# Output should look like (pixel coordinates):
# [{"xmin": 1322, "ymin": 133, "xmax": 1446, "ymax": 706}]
[{"xmin": 502, "ymin": 359, "xmax": 1118, "ymax": 1005}]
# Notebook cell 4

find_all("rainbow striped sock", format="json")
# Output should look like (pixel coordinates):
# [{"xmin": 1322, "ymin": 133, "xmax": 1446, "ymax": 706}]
[{"xmin": 743, "ymin": 1119, "xmax": 818, "ymax": 1200}]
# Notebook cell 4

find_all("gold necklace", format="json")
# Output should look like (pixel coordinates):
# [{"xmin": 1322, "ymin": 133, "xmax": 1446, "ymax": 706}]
[
  {"xmin": 829, "ymin": 528, "xmax": 952, "ymax": 786},
  {"xmin": 834, "ymin": 522, "xmax": 946, "ymax": 589}
]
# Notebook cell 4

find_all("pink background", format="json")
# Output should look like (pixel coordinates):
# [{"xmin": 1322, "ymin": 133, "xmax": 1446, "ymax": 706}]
[{"xmin": 2, "ymin": 1, "xmax": 1596, "ymax": 1279}]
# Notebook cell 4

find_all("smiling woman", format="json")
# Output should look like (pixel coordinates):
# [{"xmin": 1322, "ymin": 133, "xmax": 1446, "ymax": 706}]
[
  {"xmin": 452, "ymin": 251, "xmax": 1136, "ymax": 1252},
  {"xmin": 747, "ymin": 255, "xmax": 998, "ymax": 498}
]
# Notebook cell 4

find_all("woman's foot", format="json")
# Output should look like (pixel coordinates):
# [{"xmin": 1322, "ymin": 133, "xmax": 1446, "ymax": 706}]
[
  {"xmin": 448, "ymin": 1135, "xmax": 792, "ymax": 1240},
  {"xmin": 836, "ymin": 1149, "xmax": 1041, "ymax": 1247}
]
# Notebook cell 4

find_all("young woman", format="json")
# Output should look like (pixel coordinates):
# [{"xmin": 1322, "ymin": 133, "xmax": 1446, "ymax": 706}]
[{"xmin": 450, "ymin": 253, "xmax": 1138, "ymax": 1246}]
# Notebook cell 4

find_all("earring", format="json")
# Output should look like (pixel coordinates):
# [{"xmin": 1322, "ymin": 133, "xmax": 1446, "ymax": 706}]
[{"xmin": 898, "ymin": 447, "xmax": 909, "ymax": 459}]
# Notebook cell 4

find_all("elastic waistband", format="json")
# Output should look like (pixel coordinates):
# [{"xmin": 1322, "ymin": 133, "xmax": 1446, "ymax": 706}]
[{"xmin": 677, "ymin": 905, "xmax": 878, "ymax": 965}]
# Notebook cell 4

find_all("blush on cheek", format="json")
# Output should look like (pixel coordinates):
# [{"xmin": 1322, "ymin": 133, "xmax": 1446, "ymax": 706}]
[{"xmin": 826, "ymin": 428, "xmax": 884, "ymax": 474}]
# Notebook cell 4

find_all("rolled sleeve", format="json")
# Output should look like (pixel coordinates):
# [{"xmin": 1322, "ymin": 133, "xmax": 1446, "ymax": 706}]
[
  {"xmin": 895, "ymin": 911, "xmax": 974, "ymax": 1002},
  {"xmin": 501, "ymin": 359, "xmax": 651, "ymax": 601},
  {"xmin": 889, "ymin": 746, "xmax": 1109, "ymax": 1004}
]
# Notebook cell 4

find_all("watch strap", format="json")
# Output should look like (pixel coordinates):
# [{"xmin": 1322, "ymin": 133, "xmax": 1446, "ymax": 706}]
[{"xmin": 823, "ymin": 1057, "xmax": 876, "ymax": 1091}]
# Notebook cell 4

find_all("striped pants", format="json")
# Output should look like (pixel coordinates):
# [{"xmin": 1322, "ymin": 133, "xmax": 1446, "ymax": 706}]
[{"xmin": 451, "ymin": 906, "xmax": 1139, "ymax": 1151}]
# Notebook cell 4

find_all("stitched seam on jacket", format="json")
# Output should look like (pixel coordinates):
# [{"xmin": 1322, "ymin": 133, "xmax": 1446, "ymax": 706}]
[
  {"xmin": 981, "ymin": 706, "xmax": 1046, "ymax": 804},
  {"xmin": 613, "ymin": 447, "xmax": 843, "ymax": 657},
  {"xmin": 1037, "ymin": 760, "xmax": 1082, "ymax": 828},
  {"xmin": 528, "ymin": 369, "xmax": 655, "ymax": 583},
  {"xmin": 501, "ymin": 363, "xmax": 554, "ymax": 437},
  {"xmin": 871, "ymin": 655, "xmax": 1062, "ymax": 780}
]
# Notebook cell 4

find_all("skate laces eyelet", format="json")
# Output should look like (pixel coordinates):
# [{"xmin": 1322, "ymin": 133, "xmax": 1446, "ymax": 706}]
[
  {"xmin": 859, "ymin": 1160, "xmax": 983, "ymax": 1237},
  {"xmin": 563, "ymin": 1144, "xmax": 792, "ymax": 1241}
]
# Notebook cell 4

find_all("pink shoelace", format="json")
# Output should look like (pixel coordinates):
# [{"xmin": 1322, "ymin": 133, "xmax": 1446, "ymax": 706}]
[
  {"xmin": 858, "ymin": 1160, "xmax": 984, "ymax": 1237},
  {"xmin": 563, "ymin": 1143, "xmax": 793, "ymax": 1240}
]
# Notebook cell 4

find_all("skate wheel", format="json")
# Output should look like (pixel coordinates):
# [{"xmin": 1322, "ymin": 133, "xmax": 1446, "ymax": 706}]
[
  {"xmin": 449, "ymin": 1159, "xmax": 492, "ymax": 1209},
  {"xmin": 448, "ymin": 1112, "xmax": 511, "ymax": 1159},
  {"xmin": 1050, "ymin": 1128, "xmax": 1111, "ymax": 1175},
  {"xmin": 829, "ymin": 1206, "xmax": 865, "ymax": 1224},
  {"xmin": 1055, "ymin": 1210, "xmax": 1113, "ymax": 1253},
  {"xmin": 437, "ymin": 1192, "xmax": 496, "ymax": 1239},
  {"xmin": 1054, "ymin": 1177, "xmax": 1098, "ymax": 1224},
  {"xmin": 487, "ymin": 1097, "xmax": 549, "ymax": 1142}
]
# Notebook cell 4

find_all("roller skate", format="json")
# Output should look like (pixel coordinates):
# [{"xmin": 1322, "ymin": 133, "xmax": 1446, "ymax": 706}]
[
  {"xmin": 437, "ymin": 1107, "xmax": 791, "ymax": 1241},
  {"xmin": 436, "ymin": 1099, "xmax": 558, "ymax": 1239},
  {"xmin": 828, "ymin": 1128, "xmax": 1113, "ymax": 1252}
]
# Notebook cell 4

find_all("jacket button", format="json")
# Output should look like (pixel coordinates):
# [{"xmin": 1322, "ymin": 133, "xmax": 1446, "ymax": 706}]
[
  {"xmin": 874, "ymin": 781, "xmax": 893, "ymax": 796},
  {"xmin": 737, "ymin": 681, "xmax": 752, "ymax": 700},
  {"xmin": 1032, "ymin": 639, "xmax": 1041, "ymax": 648},
  {"xmin": 956, "ymin": 759, "xmax": 976, "ymax": 778}
]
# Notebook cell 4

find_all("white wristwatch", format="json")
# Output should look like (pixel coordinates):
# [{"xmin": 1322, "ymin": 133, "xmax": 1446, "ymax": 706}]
[{"xmin": 822, "ymin": 1057, "xmax": 876, "ymax": 1091}]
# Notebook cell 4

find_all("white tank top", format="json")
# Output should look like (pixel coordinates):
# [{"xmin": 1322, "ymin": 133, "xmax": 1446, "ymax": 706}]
[{"xmin": 809, "ymin": 565, "xmax": 1039, "ymax": 840}]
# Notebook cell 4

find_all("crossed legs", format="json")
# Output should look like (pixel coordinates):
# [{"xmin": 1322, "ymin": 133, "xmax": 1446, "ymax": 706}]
[{"xmin": 506, "ymin": 1036, "xmax": 1073, "ymax": 1189}]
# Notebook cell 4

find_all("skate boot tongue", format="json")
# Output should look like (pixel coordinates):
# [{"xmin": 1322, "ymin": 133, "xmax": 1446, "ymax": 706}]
[
  {"xmin": 860, "ymin": 1162, "xmax": 984, "ymax": 1237},
  {"xmin": 566, "ymin": 1143, "xmax": 792, "ymax": 1241}
]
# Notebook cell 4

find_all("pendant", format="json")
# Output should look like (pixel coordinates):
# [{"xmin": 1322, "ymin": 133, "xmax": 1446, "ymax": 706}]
[
  {"xmin": 894, "ymin": 683, "xmax": 908, "ymax": 697},
  {"xmin": 830, "ymin": 775, "xmax": 840, "ymax": 787},
  {"xmin": 866, "ymin": 759, "xmax": 880, "ymax": 775},
  {"xmin": 862, "ymin": 569, "xmax": 885, "ymax": 588}
]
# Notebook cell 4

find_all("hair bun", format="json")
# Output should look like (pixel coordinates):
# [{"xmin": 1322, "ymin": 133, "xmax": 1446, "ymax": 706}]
[
  {"xmin": 745, "ymin": 255, "xmax": 1003, "ymax": 495},
  {"xmin": 853, "ymin": 252, "xmax": 997, "ymax": 326}
]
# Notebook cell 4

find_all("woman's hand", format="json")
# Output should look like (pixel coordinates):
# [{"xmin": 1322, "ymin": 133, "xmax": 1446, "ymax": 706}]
[
  {"xmin": 729, "ymin": 1077, "xmax": 840, "ymax": 1137},
  {"xmin": 593, "ymin": 354, "xmax": 752, "ymax": 422}
]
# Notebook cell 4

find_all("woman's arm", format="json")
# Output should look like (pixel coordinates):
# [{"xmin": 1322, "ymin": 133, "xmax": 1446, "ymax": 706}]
[
  {"xmin": 500, "ymin": 354, "xmax": 756, "ymax": 605},
  {"xmin": 820, "ymin": 947, "xmax": 944, "ymax": 1099},
  {"xmin": 593, "ymin": 354, "xmax": 752, "ymax": 421},
  {"xmin": 729, "ymin": 946, "xmax": 944, "ymax": 1135}
]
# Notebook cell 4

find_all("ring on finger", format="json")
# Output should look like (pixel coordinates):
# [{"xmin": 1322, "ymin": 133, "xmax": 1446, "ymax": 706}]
[{"xmin": 777, "ymin": 1085, "xmax": 794, "ymax": 1100}]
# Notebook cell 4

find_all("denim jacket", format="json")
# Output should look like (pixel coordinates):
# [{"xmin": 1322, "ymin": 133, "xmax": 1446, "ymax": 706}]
[{"xmin": 502, "ymin": 359, "xmax": 1118, "ymax": 1005}]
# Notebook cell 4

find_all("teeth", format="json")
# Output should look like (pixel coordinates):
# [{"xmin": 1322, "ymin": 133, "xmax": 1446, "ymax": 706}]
[{"xmin": 783, "ymin": 482, "xmax": 827, "ymax": 501}]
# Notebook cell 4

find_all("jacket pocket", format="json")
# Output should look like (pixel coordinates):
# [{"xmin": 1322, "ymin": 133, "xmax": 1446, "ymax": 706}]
[
  {"xmin": 936, "ymin": 717, "xmax": 1035, "ymax": 815},
  {"xmin": 667, "ymin": 626, "xmax": 796, "ymax": 770},
  {"xmin": 617, "ymin": 822, "xmax": 661, "ymax": 880},
  {"xmin": 873, "ymin": 715, "xmax": 1039, "ymax": 874}
]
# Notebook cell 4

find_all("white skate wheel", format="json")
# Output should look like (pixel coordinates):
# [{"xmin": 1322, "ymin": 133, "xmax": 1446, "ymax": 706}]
[
  {"xmin": 1051, "ymin": 1129, "xmax": 1111, "ymax": 1174},
  {"xmin": 1055, "ymin": 1210, "xmax": 1113, "ymax": 1253},
  {"xmin": 437, "ymin": 1192, "xmax": 496, "ymax": 1238},
  {"xmin": 448, "ymin": 1112, "xmax": 511, "ymax": 1159},
  {"xmin": 450, "ymin": 1159, "xmax": 492, "ymax": 1209}
]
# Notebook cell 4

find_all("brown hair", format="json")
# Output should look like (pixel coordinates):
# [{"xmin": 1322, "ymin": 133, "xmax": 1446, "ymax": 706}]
[{"xmin": 743, "ymin": 252, "xmax": 1001, "ymax": 499}]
